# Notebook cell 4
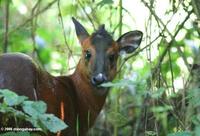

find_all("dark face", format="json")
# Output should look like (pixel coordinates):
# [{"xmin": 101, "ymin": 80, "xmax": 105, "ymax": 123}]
[
  {"xmin": 72, "ymin": 17, "xmax": 143, "ymax": 94},
  {"xmin": 83, "ymin": 27, "xmax": 119, "ymax": 86}
]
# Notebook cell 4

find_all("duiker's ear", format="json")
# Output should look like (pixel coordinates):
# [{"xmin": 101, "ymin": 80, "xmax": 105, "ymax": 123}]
[
  {"xmin": 72, "ymin": 17, "xmax": 89, "ymax": 44},
  {"xmin": 117, "ymin": 30, "xmax": 143, "ymax": 54}
]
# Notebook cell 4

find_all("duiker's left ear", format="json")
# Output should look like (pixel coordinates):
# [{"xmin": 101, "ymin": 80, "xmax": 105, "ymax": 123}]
[
  {"xmin": 72, "ymin": 17, "xmax": 89, "ymax": 44},
  {"xmin": 117, "ymin": 30, "xmax": 143, "ymax": 54}
]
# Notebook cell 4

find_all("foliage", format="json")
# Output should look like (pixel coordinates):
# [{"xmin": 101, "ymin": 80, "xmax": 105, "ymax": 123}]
[
  {"xmin": 0, "ymin": 0, "xmax": 200, "ymax": 136},
  {"xmin": 0, "ymin": 89, "xmax": 68, "ymax": 135}
]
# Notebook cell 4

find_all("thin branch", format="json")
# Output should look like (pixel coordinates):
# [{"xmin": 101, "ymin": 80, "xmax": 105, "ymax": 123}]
[
  {"xmin": 78, "ymin": 1, "xmax": 96, "ymax": 30},
  {"xmin": 141, "ymin": 0, "xmax": 193, "ymax": 73},
  {"xmin": 152, "ymin": 10, "xmax": 193, "ymax": 76},
  {"xmin": 8, "ymin": 0, "xmax": 58, "ymax": 35},
  {"xmin": 31, "ymin": 0, "xmax": 41, "ymax": 56},
  {"xmin": 3, "ymin": 0, "xmax": 10, "ymax": 53},
  {"xmin": 117, "ymin": 0, "xmax": 187, "ymax": 74},
  {"xmin": 133, "ymin": 95, "xmax": 150, "ymax": 136},
  {"xmin": 57, "ymin": 0, "xmax": 74, "ymax": 58},
  {"xmin": 108, "ymin": 6, "xmax": 113, "ymax": 29},
  {"xmin": 118, "ymin": 0, "xmax": 123, "ymax": 37},
  {"xmin": 111, "ymin": 23, "xmax": 120, "ymax": 35},
  {"xmin": 168, "ymin": 50, "xmax": 175, "ymax": 92}
]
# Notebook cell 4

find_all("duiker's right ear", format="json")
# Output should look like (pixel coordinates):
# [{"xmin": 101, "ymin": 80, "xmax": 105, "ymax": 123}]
[
  {"xmin": 72, "ymin": 17, "xmax": 89, "ymax": 44},
  {"xmin": 117, "ymin": 30, "xmax": 143, "ymax": 54}
]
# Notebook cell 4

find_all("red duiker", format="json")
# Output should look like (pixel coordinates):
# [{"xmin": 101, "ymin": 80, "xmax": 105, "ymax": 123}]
[{"xmin": 0, "ymin": 17, "xmax": 143, "ymax": 136}]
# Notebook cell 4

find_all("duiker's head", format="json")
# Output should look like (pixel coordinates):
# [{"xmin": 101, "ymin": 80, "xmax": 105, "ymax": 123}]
[{"xmin": 72, "ymin": 18, "xmax": 142, "ymax": 94}]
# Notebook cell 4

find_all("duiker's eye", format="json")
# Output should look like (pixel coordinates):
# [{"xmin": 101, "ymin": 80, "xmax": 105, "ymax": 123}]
[
  {"xmin": 85, "ymin": 50, "xmax": 92, "ymax": 60},
  {"xmin": 109, "ymin": 54, "xmax": 115, "ymax": 62}
]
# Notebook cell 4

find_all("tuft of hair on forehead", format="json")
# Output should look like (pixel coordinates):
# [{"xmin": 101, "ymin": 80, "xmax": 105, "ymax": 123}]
[{"xmin": 91, "ymin": 25, "xmax": 113, "ymax": 46}]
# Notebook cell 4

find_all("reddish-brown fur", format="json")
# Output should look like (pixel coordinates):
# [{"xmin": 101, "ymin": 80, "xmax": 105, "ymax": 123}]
[
  {"xmin": 0, "ymin": 53, "xmax": 107, "ymax": 136},
  {"xmin": 0, "ymin": 39, "xmax": 119, "ymax": 136}
]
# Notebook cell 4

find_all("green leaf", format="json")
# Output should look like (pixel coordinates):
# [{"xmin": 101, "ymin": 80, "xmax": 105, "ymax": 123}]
[
  {"xmin": 101, "ymin": 79, "xmax": 135, "ymax": 88},
  {"xmin": 17, "ymin": 96, "xmax": 28, "ymax": 105},
  {"xmin": 0, "ymin": 132, "xmax": 30, "ymax": 136},
  {"xmin": 151, "ymin": 88, "xmax": 165, "ymax": 99},
  {"xmin": 167, "ymin": 131, "xmax": 192, "ymax": 136},
  {"xmin": 195, "ymin": 126, "xmax": 200, "ymax": 136},
  {"xmin": 151, "ymin": 105, "xmax": 173, "ymax": 113},
  {"xmin": 97, "ymin": 0, "xmax": 114, "ymax": 7},
  {"xmin": 162, "ymin": 61, "xmax": 180, "ymax": 78},
  {"xmin": 0, "ymin": 103, "xmax": 14, "ymax": 113},
  {"xmin": 191, "ymin": 114, "xmax": 200, "ymax": 126},
  {"xmin": 0, "ymin": 89, "xmax": 18, "ymax": 105},
  {"xmin": 63, "ymin": 4, "xmax": 78, "ymax": 15},
  {"xmin": 22, "ymin": 101, "xmax": 47, "ymax": 118},
  {"xmin": 39, "ymin": 114, "xmax": 68, "ymax": 133},
  {"xmin": 107, "ymin": 111, "xmax": 128, "ymax": 127},
  {"xmin": 187, "ymin": 88, "xmax": 200, "ymax": 107},
  {"xmin": 145, "ymin": 131, "xmax": 157, "ymax": 136},
  {"xmin": 0, "ymin": 89, "xmax": 67, "ymax": 134},
  {"xmin": 0, "ymin": 103, "xmax": 26, "ymax": 120},
  {"xmin": 0, "ymin": 89, "xmax": 28, "ymax": 106}
]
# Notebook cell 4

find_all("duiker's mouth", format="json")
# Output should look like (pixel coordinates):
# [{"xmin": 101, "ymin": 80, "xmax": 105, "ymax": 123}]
[{"xmin": 93, "ymin": 85, "xmax": 109, "ymax": 96}]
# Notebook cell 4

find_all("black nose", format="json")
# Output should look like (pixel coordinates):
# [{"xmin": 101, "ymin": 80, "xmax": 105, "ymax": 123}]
[{"xmin": 91, "ymin": 73, "xmax": 107, "ymax": 86}]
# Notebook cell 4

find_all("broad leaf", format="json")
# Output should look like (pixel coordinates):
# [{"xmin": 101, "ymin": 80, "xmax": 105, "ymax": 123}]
[
  {"xmin": 1, "ymin": 132, "xmax": 30, "ymax": 136},
  {"xmin": 0, "ymin": 89, "xmax": 27, "ymax": 106},
  {"xmin": 39, "ymin": 114, "xmax": 68, "ymax": 133},
  {"xmin": 167, "ymin": 131, "xmax": 191, "ymax": 136},
  {"xmin": 22, "ymin": 101, "xmax": 47, "ymax": 118}
]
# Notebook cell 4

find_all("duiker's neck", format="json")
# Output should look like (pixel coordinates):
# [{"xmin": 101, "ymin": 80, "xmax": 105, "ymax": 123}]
[{"xmin": 71, "ymin": 60, "xmax": 108, "ymax": 114}]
